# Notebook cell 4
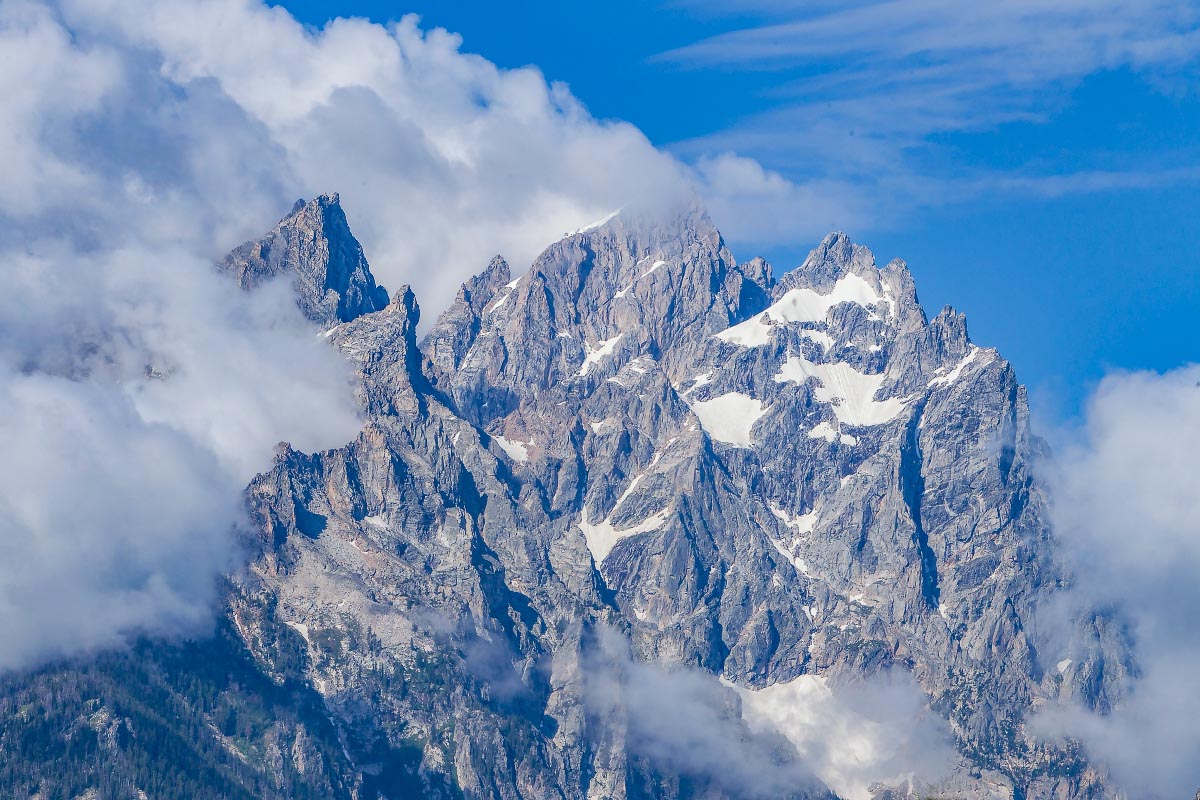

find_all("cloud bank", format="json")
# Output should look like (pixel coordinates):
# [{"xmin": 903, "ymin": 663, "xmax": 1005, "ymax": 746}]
[
  {"xmin": 1035, "ymin": 365, "xmax": 1200, "ymax": 799},
  {"xmin": 0, "ymin": 0, "xmax": 839, "ymax": 671},
  {"xmin": 587, "ymin": 629, "xmax": 953, "ymax": 800},
  {"xmin": 46, "ymin": 0, "xmax": 847, "ymax": 313},
  {"xmin": 733, "ymin": 672, "xmax": 955, "ymax": 800},
  {"xmin": 587, "ymin": 630, "xmax": 822, "ymax": 799}
]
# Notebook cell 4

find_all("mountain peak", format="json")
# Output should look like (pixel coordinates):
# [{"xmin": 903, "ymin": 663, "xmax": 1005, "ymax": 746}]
[
  {"xmin": 220, "ymin": 193, "xmax": 388, "ymax": 326},
  {"xmin": 421, "ymin": 255, "xmax": 516, "ymax": 378},
  {"xmin": 773, "ymin": 231, "xmax": 877, "ymax": 297}
]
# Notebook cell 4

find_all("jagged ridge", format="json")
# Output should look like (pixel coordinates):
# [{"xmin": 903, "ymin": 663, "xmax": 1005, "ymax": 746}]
[{"xmin": 2, "ymin": 199, "xmax": 1132, "ymax": 800}]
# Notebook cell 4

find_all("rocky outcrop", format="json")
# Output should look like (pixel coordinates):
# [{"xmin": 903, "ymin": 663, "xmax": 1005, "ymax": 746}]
[
  {"xmin": 220, "ymin": 194, "xmax": 389, "ymax": 326},
  {"xmin": 185, "ymin": 203, "xmax": 1135, "ymax": 798}
]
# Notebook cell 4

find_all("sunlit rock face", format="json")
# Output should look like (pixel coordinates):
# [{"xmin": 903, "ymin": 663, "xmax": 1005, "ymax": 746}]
[
  {"xmin": 2, "ymin": 198, "xmax": 1128, "ymax": 800},
  {"xmin": 220, "ymin": 194, "xmax": 390, "ymax": 327}
]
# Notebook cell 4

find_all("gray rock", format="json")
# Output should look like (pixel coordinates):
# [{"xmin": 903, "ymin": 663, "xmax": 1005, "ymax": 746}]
[
  {"xmin": 220, "ymin": 193, "xmax": 389, "ymax": 326},
  {"xmin": 217, "ymin": 201, "xmax": 1131, "ymax": 799}
]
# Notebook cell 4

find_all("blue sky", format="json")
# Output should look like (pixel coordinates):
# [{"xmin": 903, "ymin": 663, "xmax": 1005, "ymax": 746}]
[{"xmin": 280, "ymin": 0, "xmax": 1200, "ymax": 417}]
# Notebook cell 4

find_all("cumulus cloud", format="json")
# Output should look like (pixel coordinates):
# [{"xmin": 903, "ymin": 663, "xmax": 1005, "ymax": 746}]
[
  {"xmin": 52, "ymin": 0, "xmax": 696, "ymax": 313},
  {"xmin": 0, "ymin": 0, "xmax": 828, "ymax": 671},
  {"xmin": 733, "ymin": 671, "xmax": 955, "ymax": 800},
  {"xmin": 47, "ymin": 0, "xmax": 858, "ymax": 311},
  {"xmin": 694, "ymin": 152, "xmax": 871, "ymax": 247},
  {"xmin": 1034, "ymin": 365, "xmax": 1200, "ymax": 799},
  {"xmin": 586, "ymin": 628, "xmax": 827, "ymax": 799},
  {"xmin": 0, "ymin": 251, "xmax": 361, "ymax": 669},
  {"xmin": 587, "ymin": 628, "xmax": 953, "ymax": 800},
  {"xmin": 0, "ymin": 0, "xmax": 360, "ymax": 671}
]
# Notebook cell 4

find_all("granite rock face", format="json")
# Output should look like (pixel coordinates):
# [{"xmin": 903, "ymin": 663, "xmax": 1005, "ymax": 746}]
[
  {"xmin": 220, "ymin": 194, "xmax": 390, "ymax": 327},
  {"xmin": 216, "ymin": 203, "xmax": 1129, "ymax": 799}
]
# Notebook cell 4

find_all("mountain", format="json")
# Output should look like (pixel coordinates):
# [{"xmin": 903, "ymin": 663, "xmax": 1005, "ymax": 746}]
[
  {"xmin": 0, "ymin": 196, "xmax": 1133, "ymax": 800},
  {"xmin": 219, "ymin": 194, "xmax": 390, "ymax": 327}
]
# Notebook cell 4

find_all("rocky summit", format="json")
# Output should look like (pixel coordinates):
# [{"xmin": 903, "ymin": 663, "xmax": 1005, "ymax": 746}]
[{"xmin": 0, "ymin": 195, "xmax": 1133, "ymax": 800}]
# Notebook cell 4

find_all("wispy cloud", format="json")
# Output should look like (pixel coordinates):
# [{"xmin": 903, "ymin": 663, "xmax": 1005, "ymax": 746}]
[
  {"xmin": 662, "ymin": 0, "xmax": 1200, "ymax": 226},
  {"xmin": 1033, "ymin": 365, "xmax": 1200, "ymax": 798},
  {"xmin": 668, "ymin": 0, "xmax": 1200, "ymax": 74}
]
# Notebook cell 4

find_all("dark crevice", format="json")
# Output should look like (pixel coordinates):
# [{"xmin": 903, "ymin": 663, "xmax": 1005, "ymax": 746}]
[{"xmin": 901, "ymin": 400, "xmax": 940, "ymax": 608}]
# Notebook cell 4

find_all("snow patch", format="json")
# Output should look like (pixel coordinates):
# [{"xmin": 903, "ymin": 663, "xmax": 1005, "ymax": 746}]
[
  {"xmin": 615, "ymin": 472, "xmax": 647, "ymax": 508},
  {"xmin": 808, "ymin": 421, "xmax": 857, "ymax": 445},
  {"xmin": 686, "ymin": 371, "xmax": 713, "ymax": 394},
  {"xmin": 614, "ymin": 259, "xmax": 668, "ymax": 301},
  {"xmin": 716, "ymin": 273, "xmax": 889, "ymax": 347},
  {"xmin": 775, "ymin": 356, "xmax": 908, "ymax": 427},
  {"xmin": 770, "ymin": 504, "xmax": 816, "ymax": 534},
  {"xmin": 1057, "ymin": 658, "xmax": 1073, "ymax": 674},
  {"xmin": 808, "ymin": 421, "xmax": 839, "ymax": 442},
  {"xmin": 802, "ymin": 329, "xmax": 835, "ymax": 350},
  {"xmin": 589, "ymin": 418, "xmax": 617, "ymax": 435},
  {"xmin": 929, "ymin": 346, "xmax": 980, "ymax": 387},
  {"xmin": 626, "ymin": 356, "xmax": 653, "ymax": 374},
  {"xmin": 493, "ymin": 435, "xmax": 531, "ymax": 462},
  {"xmin": 579, "ymin": 506, "xmax": 671, "ymax": 562},
  {"xmin": 285, "ymin": 620, "xmax": 311, "ymax": 645},
  {"xmin": 579, "ymin": 334, "xmax": 624, "ymax": 376},
  {"xmin": 768, "ymin": 536, "xmax": 812, "ymax": 576},
  {"xmin": 570, "ymin": 209, "xmax": 621, "ymax": 234},
  {"xmin": 767, "ymin": 505, "xmax": 818, "ymax": 576},
  {"xmin": 487, "ymin": 285, "xmax": 516, "ymax": 313},
  {"xmin": 715, "ymin": 314, "xmax": 774, "ymax": 347},
  {"xmin": 642, "ymin": 259, "xmax": 666, "ymax": 278},
  {"xmin": 690, "ymin": 392, "xmax": 768, "ymax": 448},
  {"xmin": 773, "ymin": 273, "xmax": 886, "ymax": 322}
]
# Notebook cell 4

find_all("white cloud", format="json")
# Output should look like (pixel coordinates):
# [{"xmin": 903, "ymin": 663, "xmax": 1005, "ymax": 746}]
[
  {"xmin": 694, "ymin": 152, "xmax": 870, "ymax": 245},
  {"xmin": 733, "ymin": 672, "xmax": 955, "ymax": 800},
  {"xmin": 585, "ymin": 628, "xmax": 825, "ymax": 798},
  {"xmin": 665, "ymin": 0, "xmax": 1200, "ymax": 218},
  {"xmin": 1035, "ymin": 365, "xmax": 1200, "ymax": 799},
  {"xmin": 0, "ymin": 0, "xmax": 827, "ymax": 671},
  {"xmin": 587, "ymin": 627, "xmax": 953, "ymax": 799},
  {"xmin": 57, "ymin": 0, "xmax": 700, "ymax": 313},
  {"xmin": 0, "ymin": 234, "xmax": 363, "ymax": 671},
  {"xmin": 669, "ymin": 0, "xmax": 1200, "ymax": 75},
  {"xmin": 45, "ymin": 0, "xmax": 862, "ymax": 310},
  {"xmin": 0, "ymin": 0, "xmax": 364, "ymax": 670}
]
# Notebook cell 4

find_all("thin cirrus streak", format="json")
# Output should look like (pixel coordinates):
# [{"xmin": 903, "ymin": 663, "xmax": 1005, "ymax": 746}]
[{"xmin": 659, "ymin": 0, "xmax": 1200, "ymax": 220}]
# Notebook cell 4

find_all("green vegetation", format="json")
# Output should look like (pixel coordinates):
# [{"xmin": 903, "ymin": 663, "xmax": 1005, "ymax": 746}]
[{"xmin": 0, "ymin": 624, "xmax": 352, "ymax": 800}]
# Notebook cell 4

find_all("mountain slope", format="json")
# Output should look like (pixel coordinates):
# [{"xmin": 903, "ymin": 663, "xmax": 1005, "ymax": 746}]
[
  {"xmin": 0, "ymin": 199, "xmax": 1131, "ymax": 800},
  {"xmin": 219, "ymin": 194, "xmax": 390, "ymax": 327}
]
